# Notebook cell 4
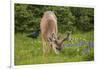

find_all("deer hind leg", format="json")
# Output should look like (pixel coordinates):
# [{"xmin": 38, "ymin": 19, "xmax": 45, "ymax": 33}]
[{"xmin": 42, "ymin": 40, "xmax": 47, "ymax": 55}]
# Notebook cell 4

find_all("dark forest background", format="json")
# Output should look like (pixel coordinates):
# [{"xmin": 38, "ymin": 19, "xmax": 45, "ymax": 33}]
[{"xmin": 15, "ymin": 4, "xmax": 94, "ymax": 33}]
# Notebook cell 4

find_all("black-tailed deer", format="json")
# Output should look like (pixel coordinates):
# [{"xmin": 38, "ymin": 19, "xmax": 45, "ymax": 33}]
[{"xmin": 40, "ymin": 11, "xmax": 71, "ymax": 54}]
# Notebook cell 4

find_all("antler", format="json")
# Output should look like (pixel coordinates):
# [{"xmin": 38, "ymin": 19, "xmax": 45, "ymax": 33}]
[{"xmin": 61, "ymin": 32, "xmax": 71, "ymax": 44}]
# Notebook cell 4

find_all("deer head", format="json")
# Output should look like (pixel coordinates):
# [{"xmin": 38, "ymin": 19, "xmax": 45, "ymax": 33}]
[{"xmin": 48, "ymin": 32, "xmax": 71, "ymax": 53}]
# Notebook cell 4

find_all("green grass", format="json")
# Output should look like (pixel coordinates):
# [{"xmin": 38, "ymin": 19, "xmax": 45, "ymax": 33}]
[{"xmin": 15, "ymin": 31, "xmax": 94, "ymax": 65}]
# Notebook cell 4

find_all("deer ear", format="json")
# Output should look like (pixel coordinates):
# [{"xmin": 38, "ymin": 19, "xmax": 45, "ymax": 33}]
[
  {"xmin": 54, "ymin": 40, "xmax": 58, "ymax": 44},
  {"xmin": 57, "ymin": 35, "xmax": 61, "ymax": 40},
  {"xmin": 52, "ymin": 33, "xmax": 55, "ymax": 38},
  {"xmin": 48, "ymin": 37, "xmax": 52, "ymax": 42},
  {"xmin": 52, "ymin": 33, "xmax": 56, "ymax": 40}
]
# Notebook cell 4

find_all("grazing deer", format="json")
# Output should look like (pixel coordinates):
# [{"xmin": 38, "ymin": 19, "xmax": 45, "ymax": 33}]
[{"xmin": 40, "ymin": 11, "xmax": 71, "ymax": 55}]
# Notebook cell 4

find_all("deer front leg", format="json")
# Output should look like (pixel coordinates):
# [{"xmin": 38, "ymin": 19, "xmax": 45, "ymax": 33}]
[{"xmin": 52, "ymin": 44, "xmax": 60, "ymax": 54}]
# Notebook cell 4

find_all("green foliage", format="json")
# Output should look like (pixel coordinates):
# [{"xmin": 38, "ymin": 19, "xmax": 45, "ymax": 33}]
[
  {"xmin": 70, "ymin": 7, "xmax": 94, "ymax": 31},
  {"xmin": 15, "ymin": 31, "xmax": 94, "ymax": 65},
  {"xmin": 15, "ymin": 4, "xmax": 94, "ymax": 33},
  {"xmin": 15, "ymin": 4, "xmax": 34, "ymax": 32}
]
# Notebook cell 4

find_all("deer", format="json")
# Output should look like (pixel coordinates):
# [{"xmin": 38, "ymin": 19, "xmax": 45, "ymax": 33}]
[{"xmin": 40, "ymin": 11, "xmax": 71, "ymax": 55}]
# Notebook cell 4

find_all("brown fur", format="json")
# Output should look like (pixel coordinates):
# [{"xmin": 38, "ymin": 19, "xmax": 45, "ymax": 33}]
[
  {"xmin": 40, "ymin": 11, "xmax": 71, "ymax": 55},
  {"xmin": 40, "ymin": 11, "xmax": 58, "ymax": 54}
]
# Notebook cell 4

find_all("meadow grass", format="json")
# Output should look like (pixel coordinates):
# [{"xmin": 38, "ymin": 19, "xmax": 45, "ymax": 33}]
[{"xmin": 15, "ymin": 31, "xmax": 94, "ymax": 65}]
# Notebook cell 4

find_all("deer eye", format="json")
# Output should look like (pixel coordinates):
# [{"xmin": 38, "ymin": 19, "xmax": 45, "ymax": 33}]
[
  {"xmin": 56, "ymin": 47, "xmax": 61, "ymax": 51},
  {"xmin": 54, "ymin": 40, "xmax": 58, "ymax": 44}
]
